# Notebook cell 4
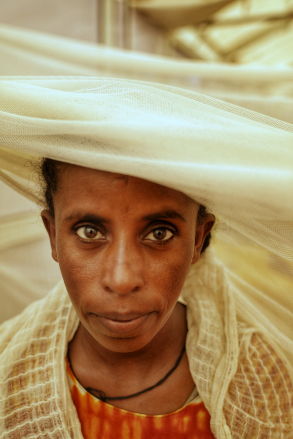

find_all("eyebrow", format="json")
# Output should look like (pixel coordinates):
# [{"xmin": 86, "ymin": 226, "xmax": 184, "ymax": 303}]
[
  {"xmin": 64, "ymin": 209, "xmax": 186, "ymax": 224},
  {"xmin": 64, "ymin": 213, "xmax": 109, "ymax": 224},
  {"xmin": 143, "ymin": 210, "xmax": 186, "ymax": 222}
]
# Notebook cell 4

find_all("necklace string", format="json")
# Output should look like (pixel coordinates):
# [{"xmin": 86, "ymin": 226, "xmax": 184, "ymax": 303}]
[
  {"xmin": 70, "ymin": 345, "xmax": 186, "ymax": 402},
  {"xmin": 87, "ymin": 345, "xmax": 186, "ymax": 402}
]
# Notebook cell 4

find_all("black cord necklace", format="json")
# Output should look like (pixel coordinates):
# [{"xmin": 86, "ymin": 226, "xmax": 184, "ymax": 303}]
[{"xmin": 69, "ymin": 345, "xmax": 186, "ymax": 403}]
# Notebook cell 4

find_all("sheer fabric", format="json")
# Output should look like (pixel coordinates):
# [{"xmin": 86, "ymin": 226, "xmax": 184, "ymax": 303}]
[
  {"xmin": 0, "ymin": 24, "xmax": 292, "ymax": 327},
  {"xmin": 0, "ymin": 75, "xmax": 292, "ymax": 360},
  {"xmin": 0, "ymin": 23, "xmax": 292, "ymax": 122}
]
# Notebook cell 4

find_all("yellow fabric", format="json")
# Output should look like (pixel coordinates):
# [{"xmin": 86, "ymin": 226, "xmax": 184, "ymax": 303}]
[
  {"xmin": 165, "ymin": 0, "xmax": 293, "ymax": 65},
  {"xmin": 0, "ymin": 257, "xmax": 292, "ymax": 438},
  {"xmin": 0, "ymin": 183, "xmax": 61, "ymax": 322},
  {"xmin": 66, "ymin": 358, "xmax": 214, "ymax": 438}
]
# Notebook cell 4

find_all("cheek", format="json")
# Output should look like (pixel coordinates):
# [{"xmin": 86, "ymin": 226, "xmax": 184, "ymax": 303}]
[
  {"xmin": 56, "ymin": 238, "xmax": 99, "ymax": 303},
  {"xmin": 150, "ymin": 244, "xmax": 193, "ymax": 305},
  {"xmin": 164, "ymin": 260, "xmax": 191, "ymax": 295}
]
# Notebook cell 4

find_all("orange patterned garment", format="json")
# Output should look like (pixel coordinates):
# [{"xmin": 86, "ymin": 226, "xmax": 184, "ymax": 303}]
[{"xmin": 66, "ymin": 359, "xmax": 215, "ymax": 439}]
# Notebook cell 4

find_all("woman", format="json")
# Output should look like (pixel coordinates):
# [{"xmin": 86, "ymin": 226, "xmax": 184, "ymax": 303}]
[
  {"xmin": 43, "ymin": 158, "xmax": 215, "ymax": 434},
  {"xmin": 0, "ymin": 78, "xmax": 292, "ymax": 438}
]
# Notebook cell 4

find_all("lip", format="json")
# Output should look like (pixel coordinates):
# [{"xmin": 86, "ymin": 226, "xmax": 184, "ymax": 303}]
[
  {"xmin": 90, "ymin": 312, "xmax": 152, "ymax": 334},
  {"xmin": 97, "ymin": 312, "xmax": 148, "ymax": 321}
]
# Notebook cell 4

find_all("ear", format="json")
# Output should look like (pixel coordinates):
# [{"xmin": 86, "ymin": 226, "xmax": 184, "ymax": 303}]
[
  {"xmin": 192, "ymin": 213, "xmax": 215, "ymax": 264},
  {"xmin": 41, "ymin": 210, "xmax": 58, "ymax": 262}
]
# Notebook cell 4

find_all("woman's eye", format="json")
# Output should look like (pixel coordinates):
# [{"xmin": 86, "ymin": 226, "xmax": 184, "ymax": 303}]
[
  {"xmin": 145, "ymin": 227, "xmax": 174, "ymax": 242},
  {"xmin": 75, "ymin": 226, "xmax": 104, "ymax": 241}
]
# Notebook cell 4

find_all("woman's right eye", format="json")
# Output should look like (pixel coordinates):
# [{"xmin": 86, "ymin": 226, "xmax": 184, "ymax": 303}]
[{"xmin": 75, "ymin": 225, "xmax": 105, "ymax": 241}]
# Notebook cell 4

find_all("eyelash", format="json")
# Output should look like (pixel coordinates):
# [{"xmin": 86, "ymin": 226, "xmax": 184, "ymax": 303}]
[{"xmin": 73, "ymin": 223, "xmax": 177, "ymax": 244}]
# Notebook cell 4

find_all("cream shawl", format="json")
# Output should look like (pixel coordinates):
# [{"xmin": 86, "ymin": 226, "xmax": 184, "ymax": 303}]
[{"xmin": 0, "ymin": 252, "xmax": 292, "ymax": 439}]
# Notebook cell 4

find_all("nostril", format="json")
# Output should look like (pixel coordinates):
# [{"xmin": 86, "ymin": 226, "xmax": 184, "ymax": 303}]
[{"xmin": 103, "ymin": 284, "xmax": 141, "ymax": 295}]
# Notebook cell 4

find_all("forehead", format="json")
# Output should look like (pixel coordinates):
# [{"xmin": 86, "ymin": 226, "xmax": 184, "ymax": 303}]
[{"xmin": 56, "ymin": 164, "xmax": 196, "ymax": 211}]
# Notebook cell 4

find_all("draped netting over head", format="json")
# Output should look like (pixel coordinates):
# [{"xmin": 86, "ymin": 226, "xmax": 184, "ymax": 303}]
[{"xmin": 0, "ymin": 77, "xmax": 292, "ymax": 438}]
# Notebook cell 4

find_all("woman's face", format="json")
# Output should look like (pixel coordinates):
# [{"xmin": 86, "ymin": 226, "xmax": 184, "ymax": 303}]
[{"xmin": 42, "ymin": 165, "xmax": 213, "ymax": 353}]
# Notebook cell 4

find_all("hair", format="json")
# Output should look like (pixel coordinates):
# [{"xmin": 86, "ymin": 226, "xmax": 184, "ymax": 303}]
[
  {"xmin": 197, "ymin": 205, "xmax": 211, "ymax": 253},
  {"xmin": 41, "ymin": 158, "xmax": 211, "ymax": 252},
  {"xmin": 41, "ymin": 158, "xmax": 60, "ymax": 217}
]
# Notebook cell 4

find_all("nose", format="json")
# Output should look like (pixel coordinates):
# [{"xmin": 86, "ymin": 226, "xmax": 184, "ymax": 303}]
[{"xmin": 101, "ymin": 237, "xmax": 144, "ymax": 296}]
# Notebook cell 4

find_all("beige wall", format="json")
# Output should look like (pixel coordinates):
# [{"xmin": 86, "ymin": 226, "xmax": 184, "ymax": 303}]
[
  {"xmin": 0, "ymin": 0, "xmax": 97, "ymax": 41},
  {"xmin": 0, "ymin": 0, "xmax": 177, "ymax": 55}
]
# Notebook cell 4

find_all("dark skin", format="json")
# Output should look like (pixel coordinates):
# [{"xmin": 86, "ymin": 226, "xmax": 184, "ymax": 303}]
[{"xmin": 42, "ymin": 164, "xmax": 214, "ymax": 415}]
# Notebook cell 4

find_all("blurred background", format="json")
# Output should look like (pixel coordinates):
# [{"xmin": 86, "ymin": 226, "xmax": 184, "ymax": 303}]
[
  {"xmin": 0, "ymin": 0, "xmax": 292, "ymax": 323},
  {"xmin": 1, "ymin": 0, "xmax": 292, "ymax": 61}
]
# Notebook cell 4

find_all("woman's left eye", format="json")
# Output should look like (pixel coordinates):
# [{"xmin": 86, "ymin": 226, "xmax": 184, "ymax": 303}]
[
  {"xmin": 145, "ymin": 227, "xmax": 175, "ymax": 242},
  {"xmin": 75, "ymin": 225, "xmax": 104, "ymax": 241}
]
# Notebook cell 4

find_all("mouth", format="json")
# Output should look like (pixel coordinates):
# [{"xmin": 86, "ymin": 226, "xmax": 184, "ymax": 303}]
[
  {"xmin": 97, "ymin": 312, "xmax": 148, "ymax": 322},
  {"xmin": 89, "ymin": 311, "xmax": 153, "ymax": 334}
]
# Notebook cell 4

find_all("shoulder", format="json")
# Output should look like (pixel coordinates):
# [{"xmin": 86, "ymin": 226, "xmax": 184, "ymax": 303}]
[{"xmin": 224, "ymin": 325, "xmax": 293, "ymax": 438}]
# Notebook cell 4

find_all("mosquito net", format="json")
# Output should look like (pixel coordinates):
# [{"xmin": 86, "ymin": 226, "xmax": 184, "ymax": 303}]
[{"xmin": 0, "ymin": 75, "xmax": 292, "ymax": 359}]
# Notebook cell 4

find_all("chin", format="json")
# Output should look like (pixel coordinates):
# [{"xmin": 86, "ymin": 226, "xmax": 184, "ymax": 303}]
[{"xmin": 96, "ymin": 332, "xmax": 156, "ymax": 354}]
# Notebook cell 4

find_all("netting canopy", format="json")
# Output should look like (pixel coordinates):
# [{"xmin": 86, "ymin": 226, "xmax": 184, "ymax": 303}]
[
  {"xmin": 0, "ymin": 21, "xmax": 292, "ymax": 324},
  {"xmin": 0, "ymin": 76, "xmax": 292, "ymax": 367}
]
